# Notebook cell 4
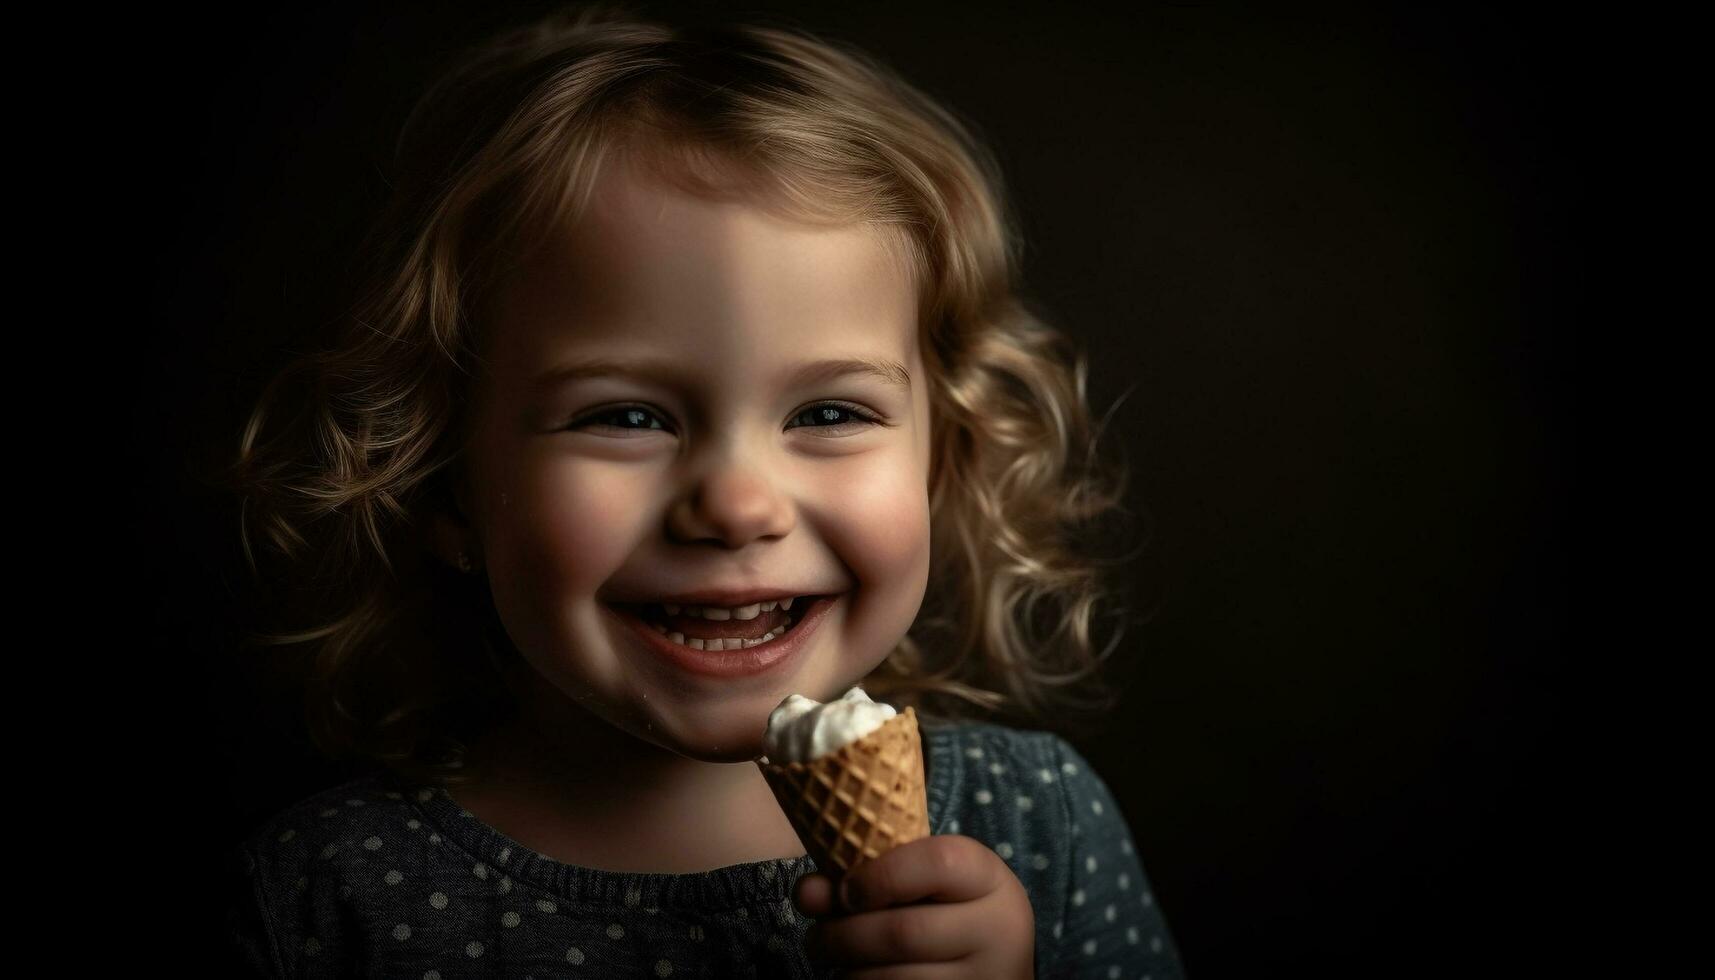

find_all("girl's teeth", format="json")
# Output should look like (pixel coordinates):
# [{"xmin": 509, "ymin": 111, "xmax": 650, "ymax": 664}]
[
  {"xmin": 663, "ymin": 630, "xmax": 782, "ymax": 650},
  {"xmin": 658, "ymin": 597, "xmax": 802, "ymax": 619}
]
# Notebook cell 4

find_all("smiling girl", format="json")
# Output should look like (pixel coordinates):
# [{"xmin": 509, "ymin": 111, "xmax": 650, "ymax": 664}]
[{"xmin": 225, "ymin": 4, "xmax": 1183, "ymax": 978}]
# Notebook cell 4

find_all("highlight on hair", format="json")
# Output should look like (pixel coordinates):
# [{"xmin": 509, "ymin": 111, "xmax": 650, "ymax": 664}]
[{"xmin": 226, "ymin": 1, "xmax": 1149, "ymax": 788}]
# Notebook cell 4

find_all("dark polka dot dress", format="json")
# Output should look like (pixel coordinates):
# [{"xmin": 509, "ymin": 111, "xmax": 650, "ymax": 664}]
[{"xmin": 227, "ymin": 719, "xmax": 1184, "ymax": 978}]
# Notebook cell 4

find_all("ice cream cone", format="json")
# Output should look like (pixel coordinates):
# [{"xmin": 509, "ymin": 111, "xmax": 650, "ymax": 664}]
[{"xmin": 758, "ymin": 705, "xmax": 930, "ymax": 878}]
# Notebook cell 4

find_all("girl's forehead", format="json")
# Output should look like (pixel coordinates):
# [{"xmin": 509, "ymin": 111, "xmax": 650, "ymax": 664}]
[{"xmin": 491, "ymin": 164, "xmax": 919, "ymax": 352}]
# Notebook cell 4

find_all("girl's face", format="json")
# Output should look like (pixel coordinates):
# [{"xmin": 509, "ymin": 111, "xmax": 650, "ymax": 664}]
[{"xmin": 452, "ymin": 159, "xmax": 932, "ymax": 763}]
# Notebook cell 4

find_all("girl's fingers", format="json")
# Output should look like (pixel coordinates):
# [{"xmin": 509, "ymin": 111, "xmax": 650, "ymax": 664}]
[
  {"xmin": 793, "ymin": 871, "xmax": 836, "ymax": 917},
  {"xmin": 804, "ymin": 900, "xmax": 983, "ymax": 966},
  {"xmin": 838, "ymin": 835, "xmax": 997, "ymax": 913}
]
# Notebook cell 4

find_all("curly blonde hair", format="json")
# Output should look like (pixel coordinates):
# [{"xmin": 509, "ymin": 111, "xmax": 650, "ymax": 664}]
[{"xmin": 227, "ymin": 2, "xmax": 1147, "ymax": 788}]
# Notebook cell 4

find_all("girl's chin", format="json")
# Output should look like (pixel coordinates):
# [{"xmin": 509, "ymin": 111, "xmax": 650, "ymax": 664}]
[{"xmin": 620, "ymin": 705, "xmax": 771, "ymax": 764}]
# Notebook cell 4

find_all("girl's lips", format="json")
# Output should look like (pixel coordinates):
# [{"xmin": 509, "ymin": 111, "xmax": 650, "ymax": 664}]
[{"xmin": 604, "ymin": 594, "xmax": 840, "ymax": 679}]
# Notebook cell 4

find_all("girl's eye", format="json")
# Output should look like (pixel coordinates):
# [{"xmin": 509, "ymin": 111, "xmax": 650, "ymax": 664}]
[
  {"xmin": 571, "ymin": 405, "xmax": 671, "ymax": 433},
  {"xmin": 568, "ymin": 401, "xmax": 884, "ymax": 435},
  {"xmin": 786, "ymin": 401, "xmax": 886, "ymax": 433}
]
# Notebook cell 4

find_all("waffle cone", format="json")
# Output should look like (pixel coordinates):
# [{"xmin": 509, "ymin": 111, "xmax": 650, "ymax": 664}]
[{"xmin": 758, "ymin": 706, "xmax": 930, "ymax": 878}]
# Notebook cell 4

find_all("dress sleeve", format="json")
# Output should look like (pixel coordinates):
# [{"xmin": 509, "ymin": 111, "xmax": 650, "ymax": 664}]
[
  {"xmin": 225, "ymin": 842, "xmax": 288, "ymax": 979},
  {"xmin": 1043, "ymin": 737, "xmax": 1186, "ymax": 979}
]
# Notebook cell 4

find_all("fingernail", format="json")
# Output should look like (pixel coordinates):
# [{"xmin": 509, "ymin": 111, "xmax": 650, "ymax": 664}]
[{"xmin": 840, "ymin": 877, "xmax": 865, "ymax": 912}]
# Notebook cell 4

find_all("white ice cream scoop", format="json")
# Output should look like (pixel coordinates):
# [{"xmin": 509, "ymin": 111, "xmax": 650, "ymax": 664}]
[{"xmin": 758, "ymin": 686, "xmax": 897, "ymax": 764}]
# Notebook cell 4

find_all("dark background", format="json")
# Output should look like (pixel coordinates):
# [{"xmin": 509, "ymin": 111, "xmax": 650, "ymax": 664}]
[{"xmin": 105, "ymin": 0, "xmax": 1580, "ymax": 974}]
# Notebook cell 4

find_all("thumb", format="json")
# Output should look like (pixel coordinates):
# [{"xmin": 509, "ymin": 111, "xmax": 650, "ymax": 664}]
[{"xmin": 793, "ymin": 871, "xmax": 838, "ymax": 917}]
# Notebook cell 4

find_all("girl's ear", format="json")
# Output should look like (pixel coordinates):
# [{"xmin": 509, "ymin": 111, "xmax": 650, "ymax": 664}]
[{"xmin": 428, "ymin": 472, "xmax": 482, "ymax": 573}]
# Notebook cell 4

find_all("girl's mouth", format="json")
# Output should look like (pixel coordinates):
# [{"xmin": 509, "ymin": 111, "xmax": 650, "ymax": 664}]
[
  {"xmin": 604, "ymin": 594, "xmax": 842, "ymax": 680},
  {"xmin": 611, "ymin": 595, "xmax": 828, "ymax": 651}
]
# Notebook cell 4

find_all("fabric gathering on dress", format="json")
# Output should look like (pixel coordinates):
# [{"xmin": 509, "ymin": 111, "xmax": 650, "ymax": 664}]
[{"xmin": 226, "ymin": 718, "xmax": 1185, "ymax": 979}]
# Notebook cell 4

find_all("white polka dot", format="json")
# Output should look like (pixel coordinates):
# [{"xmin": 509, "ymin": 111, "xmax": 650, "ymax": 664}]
[
  {"xmin": 304, "ymin": 937, "xmax": 321, "ymax": 956},
  {"xmin": 346, "ymin": 798, "xmax": 366, "ymax": 807},
  {"xmin": 1038, "ymin": 768, "xmax": 1056, "ymax": 783},
  {"xmin": 499, "ymin": 877, "xmax": 513, "ymax": 895},
  {"xmin": 1053, "ymin": 921, "xmax": 1063, "ymax": 940},
  {"xmin": 428, "ymin": 833, "xmax": 441, "ymax": 844},
  {"xmin": 473, "ymin": 862, "xmax": 489, "ymax": 880},
  {"xmin": 384, "ymin": 870, "xmax": 403, "ymax": 886},
  {"xmin": 1126, "ymin": 926, "xmax": 1140, "ymax": 944},
  {"xmin": 1086, "ymin": 855, "xmax": 1099, "ymax": 873},
  {"xmin": 1105, "ymin": 904, "xmax": 1117, "ymax": 922},
  {"xmin": 1109, "ymin": 967, "xmax": 1122, "ymax": 979},
  {"xmin": 319, "ymin": 843, "xmax": 339, "ymax": 859},
  {"xmin": 406, "ymin": 819, "xmax": 421, "ymax": 830},
  {"xmin": 1031, "ymin": 853, "xmax": 1050, "ymax": 870},
  {"xmin": 319, "ymin": 808, "xmax": 339, "ymax": 818},
  {"xmin": 996, "ymin": 842, "xmax": 1014, "ymax": 859},
  {"xmin": 459, "ymin": 809, "xmax": 473, "ymax": 818},
  {"xmin": 1082, "ymin": 938, "xmax": 1097, "ymax": 955},
  {"xmin": 607, "ymin": 923, "xmax": 625, "ymax": 939},
  {"xmin": 965, "ymin": 746, "xmax": 985, "ymax": 760},
  {"xmin": 947, "ymin": 819, "xmax": 961, "ymax": 834},
  {"xmin": 424, "ymin": 972, "xmax": 441, "ymax": 980},
  {"xmin": 1061, "ymin": 761, "xmax": 1079, "ymax": 776},
  {"xmin": 1151, "ymin": 936, "xmax": 1163, "ymax": 953},
  {"xmin": 386, "ymin": 791, "xmax": 402, "ymax": 800},
  {"xmin": 277, "ymin": 829, "xmax": 296, "ymax": 843},
  {"xmin": 974, "ymin": 789, "xmax": 993, "ymax": 805},
  {"xmin": 363, "ymin": 836, "xmax": 383, "ymax": 851},
  {"xmin": 466, "ymin": 940, "xmax": 484, "ymax": 958},
  {"xmin": 566, "ymin": 947, "xmax": 585, "ymax": 964},
  {"xmin": 624, "ymin": 885, "xmax": 643, "ymax": 906},
  {"xmin": 759, "ymin": 863, "xmax": 776, "ymax": 881},
  {"xmin": 654, "ymin": 960, "xmax": 674, "ymax": 977},
  {"xmin": 1142, "ymin": 892, "xmax": 1154, "ymax": 907},
  {"xmin": 392, "ymin": 923, "xmax": 411, "ymax": 941},
  {"xmin": 1117, "ymin": 873, "xmax": 1130, "ymax": 890},
  {"xmin": 429, "ymin": 892, "xmax": 447, "ymax": 909},
  {"xmin": 1091, "ymin": 799, "xmax": 1104, "ymax": 815},
  {"xmin": 988, "ymin": 761, "xmax": 1006, "ymax": 776},
  {"xmin": 1120, "ymin": 838, "xmax": 1132, "ymax": 854},
  {"xmin": 502, "ymin": 911, "xmax": 520, "ymax": 927},
  {"xmin": 497, "ymin": 847, "xmax": 511, "ymax": 866},
  {"xmin": 416, "ymin": 789, "xmax": 435, "ymax": 802},
  {"xmin": 1072, "ymin": 888, "xmax": 1086, "ymax": 906},
  {"xmin": 536, "ymin": 899, "xmax": 557, "ymax": 914},
  {"xmin": 1017, "ymin": 795, "xmax": 1034, "ymax": 811}
]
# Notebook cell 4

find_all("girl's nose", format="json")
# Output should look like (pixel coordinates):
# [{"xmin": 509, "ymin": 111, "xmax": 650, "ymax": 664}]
[{"xmin": 666, "ymin": 465, "xmax": 795, "ymax": 548}]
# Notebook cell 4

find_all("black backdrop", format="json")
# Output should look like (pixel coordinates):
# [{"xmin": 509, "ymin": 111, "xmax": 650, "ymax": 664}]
[{"xmin": 100, "ymin": 0, "xmax": 1580, "ymax": 974}]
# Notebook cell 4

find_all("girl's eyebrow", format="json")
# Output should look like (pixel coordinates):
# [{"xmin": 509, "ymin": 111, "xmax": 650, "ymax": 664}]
[{"xmin": 530, "ymin": 356, "xmax": 912, "ymax": 394}]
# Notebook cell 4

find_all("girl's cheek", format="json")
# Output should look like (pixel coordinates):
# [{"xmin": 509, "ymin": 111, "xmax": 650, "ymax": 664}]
[
  {"xmin": 815, "ymin": 450, "xmax": 932, "ymax": 583},
  {"xmin": 493, "ymin": 461, "xmax": 650, "ymax": 587}
]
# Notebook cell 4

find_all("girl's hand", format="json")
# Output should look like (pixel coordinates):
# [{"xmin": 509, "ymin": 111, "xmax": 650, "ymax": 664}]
[{"xmin": 793, "ymin": 834, "xmax": 1035, "ymax": 979}]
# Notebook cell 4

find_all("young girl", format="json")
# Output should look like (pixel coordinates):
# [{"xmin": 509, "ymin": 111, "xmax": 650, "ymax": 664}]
[{"xmin": 225, "ymin": 4, "xmax": 1184, "ymax": 977}]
